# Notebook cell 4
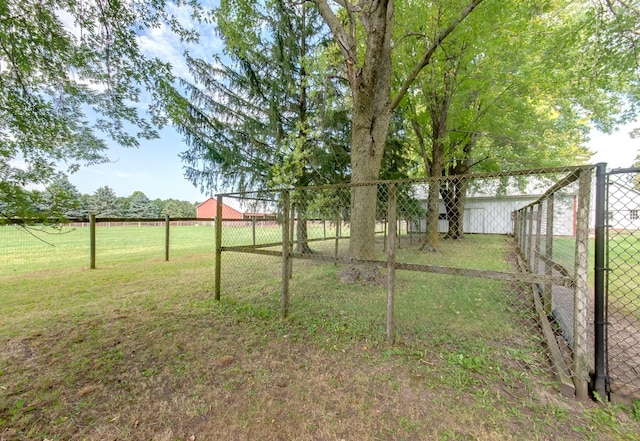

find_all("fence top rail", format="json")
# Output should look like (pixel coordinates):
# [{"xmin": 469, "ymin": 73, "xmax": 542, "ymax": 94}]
[
  {"xmin": 218, "ymin": 165, "xmax": 596, "ymax": 199},
  {"xmin": 1, "ymin": 217, "xmax": 216, "ymax": 225},
  {"xmin": 607, "ymin": 166, "xmax": 640, "ymax": 175},
  {"xmin": 512, "ymin": 166, "xmax": 597, "ymax": 213}
]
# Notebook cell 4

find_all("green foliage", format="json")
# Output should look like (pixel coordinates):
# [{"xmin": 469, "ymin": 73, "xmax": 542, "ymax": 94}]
[
  {"xmin": 171, "ymin": 0, "xmax": 349, "ymax": 194},
  {"xmin": 37, "ymin": 176, "xmax": 86, "ymax": 219},
  {"xmin": 0, "ymin": 0, "xmax": 198, "ymax": 221},
  {"xmin": 399, "ymin": 0, "xmax": 595, "ymax": 180},
  {"xmin": 89, "ymin": 186, "xmax": 121, "ymax": 217},
  {"xmin": 127, "ymin": 192, "xmax": 158, "ymax": 218},
  {"xmin": 161, "ymin": 199, "xmax": 197, "ymax": 217}
]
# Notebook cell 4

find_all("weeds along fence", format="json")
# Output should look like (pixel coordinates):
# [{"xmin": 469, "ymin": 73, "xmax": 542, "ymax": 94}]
[
  {"xmin": 0, "ymin": 217, "xmax": 217, "ymax": 276},
  {"xmin": 216, "ymin": 165, "xmax": 606, "ymax": 401}
]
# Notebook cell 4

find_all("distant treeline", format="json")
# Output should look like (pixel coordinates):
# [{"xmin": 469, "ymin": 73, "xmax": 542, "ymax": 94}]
[{"xmin": 5, "ymin": 176, "xmax": 199, "ymax": 221}]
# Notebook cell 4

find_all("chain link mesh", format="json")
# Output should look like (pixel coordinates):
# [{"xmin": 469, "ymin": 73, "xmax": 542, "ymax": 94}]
[
  {"xmin": 218, "ymin": 166, "xmax": 608, "ymax": 399},
  {"xmin": 606, "ymin": 169, "xmax": 640, "ymax": 400}
]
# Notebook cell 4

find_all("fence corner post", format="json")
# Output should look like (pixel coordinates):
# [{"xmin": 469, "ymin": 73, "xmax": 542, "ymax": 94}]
[
  {"xmin": 594, "ymin": 162, "xmax": 608, "ymax": 400},
  {"xmin": 573, "ymin": 168, "xmax": 593, "ymax": 400},
  {"xmin": 214, "ymin": 195, "xmax": 223, "ymax": 301}
]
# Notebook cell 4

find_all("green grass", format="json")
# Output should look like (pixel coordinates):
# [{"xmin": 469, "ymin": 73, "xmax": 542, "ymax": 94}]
[
  {"xmin": 0, "ymin": 224, "xmax": 220, "ymax": 277},
  {"xmin": 0, "ymin": 221, "xmax": 340, "ymax": 277},
  {"xmin": 2, "ymin": 234, "xmax": 639, "ymax": 440},
  {"xmin": 608, "ymin": 231, "xmax": 640, "ymax": 319}
]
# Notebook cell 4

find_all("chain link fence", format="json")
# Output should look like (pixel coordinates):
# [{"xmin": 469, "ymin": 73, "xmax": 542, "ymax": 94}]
[
  {"xmin": 216, "ymin": 166, "xmax": 604, "ymax": 400},
  {"xmin": 512, "ymin": 167, "xmax": 593, "ymax": 400},
  {"xmin": 606, "ymin": 168, "xmax": 640, "ymax": 401}
]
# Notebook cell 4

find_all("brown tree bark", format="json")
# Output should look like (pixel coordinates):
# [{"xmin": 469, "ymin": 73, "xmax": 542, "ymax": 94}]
[{"xmin": 312, "ymin": 0, "xmax": 485, "ymax": 261}]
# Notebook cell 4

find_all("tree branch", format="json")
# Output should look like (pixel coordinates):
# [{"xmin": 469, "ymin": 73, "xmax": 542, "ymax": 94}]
[
  {"xmin": 389, "ymin": 0, "xmax": 485, "ymax": 112},
  {"xmin": 310, "ymin": 0, "xmax": 357, "ymax": 65}
]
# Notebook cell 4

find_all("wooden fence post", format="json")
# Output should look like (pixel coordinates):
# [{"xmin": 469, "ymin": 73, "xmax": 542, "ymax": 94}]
[
  {"xmin": 281, "ymin": 191, "xmax": 291, "ymax": 317},
  {"xmin": 165, "ymin": 215, "xmax": 170, "ymax": 261},
  {"xmin": 252, "ymin": 216, "xmax": 257, "ymax": 246},
  {"xmin": 544, "ymin": 195, "xmax": 554, "ymax": 314},
  {"xmin": 534, "ymin": 203, "xmax": 543, "ymax": 275},
  {"xmin": 573, "ymin": 169, "xmax": 592, "ymax": 400},
  {"xmin": 90, "ymin": 214, "xmax": 96, "ymax": 269},
  {"xmin": 387, "ymin": 183, "xmax": 397, "ymax": 344},
  {"xmin": 214, "ymin": 195, "xmax": 223, "ymax": 301}
]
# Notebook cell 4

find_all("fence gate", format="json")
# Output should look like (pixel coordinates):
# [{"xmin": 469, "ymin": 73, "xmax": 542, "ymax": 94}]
[{"xmin": 605, "ymin": 167, "xmax": 640, "ymax": 401}]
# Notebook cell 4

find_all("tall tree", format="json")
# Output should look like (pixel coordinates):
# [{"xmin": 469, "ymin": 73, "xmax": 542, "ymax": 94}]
[
  {"xmin": 400, "ymin": 2, "xmax": 594, "ymax": 249},
  {"xmin": 127, "ymin": 191, "xmax": 158, "ymax": 218},
  {"xmin": 170, "ymin": 0, "xmax": 349, "ymax": 253},
  {"xmin": 89, "ymin": 186, "xmax": 121, "ymax": 217},
  {"xmin": 38, "ymin": 175, "xmax": 85, "ymax": 219},
  {"xmin": 0, "ymin": 0, "xmax": 198, "ymax": 222},
  {"xmin": 310, "ymin": 0, "xmax": 485, "ymax": 264}
]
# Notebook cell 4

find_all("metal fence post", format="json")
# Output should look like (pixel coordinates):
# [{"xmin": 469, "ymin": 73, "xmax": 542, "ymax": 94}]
[
  {"xmin": 289, "ymin": 202, "xmax": 295, "ymax": 279},
  {"xmin": 386, "ymin": 183, "xmax": 397, "ymax": 344},
  {"xmin": 573, "ymin": 168, "xmax": 592, "ymax": 400},
  {"xmin": 334, "ymin": 213, "xmax": 340, "ymax": 265},
  {"xmin": 214, "ymin": 195, "xmax": 223, "ymax": 301},
  {"xmin": 593, "ymin": 162, "xmax": 608, "ymax": 400}
]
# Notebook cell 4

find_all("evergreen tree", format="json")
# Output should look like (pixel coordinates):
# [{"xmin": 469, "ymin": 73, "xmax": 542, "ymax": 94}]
[
  {"xmin": 89, "ymin": 186, "xmax": 121, "ymax": 217},
  {"xmin": 38, "ymin": 176, "xmax": 85, "ymax": 219},
  {"xmin": 170, "ymin": 0, "xmax": 349, "ymax": 252},
  {"xmin": 127, "ymin": 192, "xmax": 158, "ymax": 218}
]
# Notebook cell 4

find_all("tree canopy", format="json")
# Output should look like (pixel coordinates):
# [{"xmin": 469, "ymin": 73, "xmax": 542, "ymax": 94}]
[
  {"xmin": 3, "ymin": 0, "xmax": 640, "ymax": 257},
  {"xmin": 0, "ymin": 0, "xmax": 199, "ymax": 222}
]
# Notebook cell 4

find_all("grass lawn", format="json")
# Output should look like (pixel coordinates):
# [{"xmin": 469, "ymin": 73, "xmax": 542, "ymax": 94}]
[
  {"xmin": 1, "ymin": 235, "xmax": 640, "ymax": 440},
  {"xmin": 0, "ymin": 224, "xmax": 219, "ymax": 277}
]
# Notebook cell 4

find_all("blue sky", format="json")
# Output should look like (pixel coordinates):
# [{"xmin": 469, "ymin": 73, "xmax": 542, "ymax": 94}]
[
  {"xmin": 65, "ymin": 2, "xmax": 640, "ymax": 203},
  {"xmin": 67, "ymin": 127, "xmax": 208, "ymax": 203},
  {"xmin": 65, "ymin": 120, "xmax": 640, "ymax": 204}
]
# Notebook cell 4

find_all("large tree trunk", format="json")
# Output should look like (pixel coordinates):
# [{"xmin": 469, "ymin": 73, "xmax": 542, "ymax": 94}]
[
  {"xmin": 312, "ymin": 0, "xmax": 482, "ymax": 263},
  {"xmin": 422, "ymin": 140, "xmax": 444, "ymax": 251},
  {"xmin": 443, "ymin": 138, "xmax": 476, "ymax": 239},
  {"xmin": 345, "ymin": 1, "xmax": 394, "ymax": 262},
  {"xmin": 295, "ymin": 199, "xmax": 313, "ymax": 254},
  {"xmin": 296, "ymin": 217, "xmax": 313, "ymax": 254},
  {"xmin": 348, "ymin": 112, "xmax": 392, "ymax": 260},
  {"xmin": 442, "ymin": 175, "xmax": 469, "ymax": 239}
]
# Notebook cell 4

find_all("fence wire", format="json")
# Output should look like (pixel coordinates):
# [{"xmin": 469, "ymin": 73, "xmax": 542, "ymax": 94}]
[
  {"xmin": 0, "ymin": 218, "xmax": 216, "ymax": 277},
  {"xmin": 218, "ymin": 166, "xmax": 602, "ymax": 399},
  {"xmin": 606, "ymin": 168, "xmax": 640, "ymax": 401}
]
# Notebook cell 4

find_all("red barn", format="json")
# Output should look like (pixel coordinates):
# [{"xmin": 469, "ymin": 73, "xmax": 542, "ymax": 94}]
[{"xmin": 196, "ymin": 198, "xmax": 243, "ymax": 219}]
